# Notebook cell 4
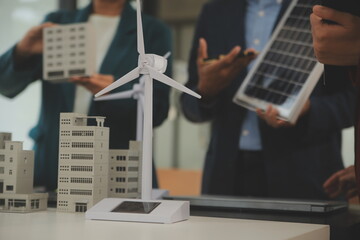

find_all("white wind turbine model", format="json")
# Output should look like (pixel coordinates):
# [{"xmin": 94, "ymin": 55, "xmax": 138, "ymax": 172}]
[
  {"xmin": 86, "ymin": 0, "xmax": 200, "ymax": 224},
  {"xmin": 94, "ymin": 52, "xmax": 171, "ymax": 142}
]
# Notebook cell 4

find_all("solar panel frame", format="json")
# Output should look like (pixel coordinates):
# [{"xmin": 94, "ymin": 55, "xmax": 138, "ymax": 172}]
[{"xmin": 233, "ymin": 0, "xmax": 323, "ymax": 124}]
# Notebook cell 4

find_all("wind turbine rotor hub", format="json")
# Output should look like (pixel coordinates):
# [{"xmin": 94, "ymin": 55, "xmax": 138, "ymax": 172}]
[{"xmin": 138, "ymin": 54, "xmax": 167, "ymax": 74}]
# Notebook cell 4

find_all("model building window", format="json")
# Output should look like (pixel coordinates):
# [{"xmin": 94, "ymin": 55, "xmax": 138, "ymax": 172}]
[
  {"xmin": 59, "ymin": 177, "xmax": 69, "ymax": 183},
  {"xmin": 70, "ymin": 177, "xmax": 92, "ymax": 184},
  {"xmin": 0, "ymin": 199, "xmax": 5, "ymax": 206},
  {"xmin": 71, "ymin": 166, "xmax": 93, "ymax": 172},
  {"xmin": 75, "ymin": 203, "xmax": 87, "ymax": 213},
  {"xmin": 58, "ymin": 201, "xmax": 68, "ymax": 207},
  {"xmin": 72, "ymin": 131, "xmax": 94, "ymax": 137},
  {"xmin": 60, "ymin": 142, "xmax": 70, "ymax": 148},
  {"xmin": 129, "ymin": 156, "xmax": 139, "ymax": 161},
  {"xmin": 9, "ymin": 170, "xmax": 12, "ymax": 175},
  {"xmin": 71, "ymin": 154, "xmax": 93, "ymax": 160},
  {"xmin": 59, "ymin": 166, "xmax": 70, "ymax": 171},
  {"xmin": 128, "ymin": 188, "xmax": 138, "ymax": 193},
  {"xmin": 116, "ymin": 177, "xmax": 126, "ymax": 182},
  {"xmin": 72, "ymin": 142, "xmax": 94, "ymax": 148},
  {"xmin": 116, "ymin": 155, "xmax": 126, "ymax": 161},
  {"xmin": 58, "ymin": 189, "xmax": 69, "ymax": 195},
  {"xmin": 9, "ymin": 157, "xmax": 13, "ymax": 163},
  {"xmin": 6, "ymin": 185, "xmax": 14, "ymax": 191},
  {"xmin": 0, "ymin": 155, "xmax": 4, "ymax": 162},
  {"xmin": 8, "ymin": 199, "xmax": 26, "ymax": 208},
  {"xmin": 60, "ymin": 154, "xmax": 70, "ymax": 160},
  {"xmin": 116, "ymin": 166, "xmax": 126, "ymax": 172},
  {"xmin": 60, "ymin": 131, "xmax": 71, "ymax": 136},
  {"xmin": 128, "ymin": 167, "xmax": 139, "ymax": 172},
  {"xmin": 128, "ymin": 177, "xmax": 138, "ymax": 182},
  {"xmin": 115, "ymin": 188, "xmax": 125, "ymax": 193},
  {"xmin": 10, "ymin": 145, "xmax": 13, "ymax": 150},
  {"xmin": 0, "ymin": 167, "xmax": 4, "ymax": 174},
  {"xmin": 14, "ymin": 199, "xmax": 26, "ymax": 208},
  {"xmin": 31, "ymin": 199, "xmax": 40, "ymax": 209},
  {"xmin": 70, "ymin": 189, "xmax": 92, "ymax": 195}
]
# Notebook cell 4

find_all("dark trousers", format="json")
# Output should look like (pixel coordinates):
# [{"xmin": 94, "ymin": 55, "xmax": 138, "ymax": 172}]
[{"xmin": 233, "ymin": 150, "xmax": 268, "ymax": 197}]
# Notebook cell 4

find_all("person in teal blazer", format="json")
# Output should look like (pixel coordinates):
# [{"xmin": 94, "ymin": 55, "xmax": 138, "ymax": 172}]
[{"xmin": 0, "ymin": 0, "xmax": 172, "ymax": 191}]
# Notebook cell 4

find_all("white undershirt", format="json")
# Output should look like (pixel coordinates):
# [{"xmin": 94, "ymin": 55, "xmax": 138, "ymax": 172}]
[{"xmin": 73, "ymin": 14, "xmax": 120, "ymax": 114}]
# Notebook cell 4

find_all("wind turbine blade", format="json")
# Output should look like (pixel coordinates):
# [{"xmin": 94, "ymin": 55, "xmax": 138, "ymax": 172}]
[
  {"xmin": 94, "ymin": 90, "xmax": 134, "ymax": 101},
  {"xmin": 95, "ymin": 67, "xmax": 140, "ymax": 97},
  {"xmin": 137, "ymin": 0, "xmax": 145, "ymax": 57},
  {"xmin": 147, "ymin": 66, "xmax": 201, "ymax": 99},
  {"xmin": 163, "ymin": 51, "xmax": 171, "ymax": 59}
]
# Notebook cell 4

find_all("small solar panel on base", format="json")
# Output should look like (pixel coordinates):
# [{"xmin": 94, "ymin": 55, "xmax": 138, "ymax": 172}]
[
  {"xmin": 233, "ymin": 0, "xmax": 323, "ymax": 123},
  {"xmin": 43, "ymin": 23, "xmax": 96, "ymax": 83}
]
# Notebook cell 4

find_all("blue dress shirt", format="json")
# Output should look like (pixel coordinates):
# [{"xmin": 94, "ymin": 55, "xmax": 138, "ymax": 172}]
[{"xmin": 239, "ymin": 0, "xmax": 282, "ymax": 150}]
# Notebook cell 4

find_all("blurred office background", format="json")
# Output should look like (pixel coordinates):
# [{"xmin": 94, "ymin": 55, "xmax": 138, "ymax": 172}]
[{"xmin": 0, "ymin": 0, "xmax": 355, "ymax": 195}]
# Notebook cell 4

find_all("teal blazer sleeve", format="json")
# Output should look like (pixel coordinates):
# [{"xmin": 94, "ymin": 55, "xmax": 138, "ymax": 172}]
[{"xmin": 0, "ymin": 45, "xmax": 42, "ymax": 98}]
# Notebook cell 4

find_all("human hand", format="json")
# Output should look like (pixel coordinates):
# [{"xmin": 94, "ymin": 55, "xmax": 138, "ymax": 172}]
[
  {"xmin": 69, "ymin": 74, "xmax": 115, "ymax": 95},
  {"xmin": 310, "ymin": 5, "xmax": 360, "ymax": 66},
  {"xmin": 256, "ymin": 100, "xmax": 310, "ymax": 128},
  {"xmin": 256, "ymin": 105, "xmax": 292, "ymax": 128},
  {"xmin": 196, "ymin": 38, "xmax": 257, "ymax": 100},
  {"xmin": 323, "ymin": 165, "xmax": 358, "ymax": 199},
  {"xmin": 15, "ymin": 22, "xmax": 56, "ymax": 60}
]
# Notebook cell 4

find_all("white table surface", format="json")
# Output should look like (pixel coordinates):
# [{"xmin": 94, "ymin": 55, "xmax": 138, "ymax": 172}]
[{"xmin": 0, "ymin": 209, "xmax": 329, "ymax": 240}]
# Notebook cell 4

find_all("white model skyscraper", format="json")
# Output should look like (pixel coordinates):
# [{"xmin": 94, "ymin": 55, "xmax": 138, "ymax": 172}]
[
  {"xmin": 57, "ymin": 113, "xmax": 109, "ymax": 212},
  {"xmin": 0, "ymin": 133, "xmax": 48, "ymax": 213},
  {"xmin": 57, "ymin": 113, "xmax": 143, "ymax": 213},
  {"xmin": 43, "ymin": 23, "xmax": 96, "ymax": 82}
]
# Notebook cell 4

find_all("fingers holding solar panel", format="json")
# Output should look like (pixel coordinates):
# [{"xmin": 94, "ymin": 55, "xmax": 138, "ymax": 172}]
[{"xmin": 234, "ymin": 0, "xmax": 323, "ymax": 123}]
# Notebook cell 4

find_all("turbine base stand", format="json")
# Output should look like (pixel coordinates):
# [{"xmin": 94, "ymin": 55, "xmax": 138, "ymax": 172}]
[{"xmin": 85, "ymin": 198, "xmax": 189, "ymax": 224}]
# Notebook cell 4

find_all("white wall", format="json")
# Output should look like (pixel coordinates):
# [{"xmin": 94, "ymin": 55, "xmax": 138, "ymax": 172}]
[{"xmin": 0, "ymin": 0, "xmax": 56, "ymax": 149}]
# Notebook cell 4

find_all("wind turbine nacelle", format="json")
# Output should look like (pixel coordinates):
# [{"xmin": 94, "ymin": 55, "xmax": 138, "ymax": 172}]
[{"xmin": 141, "ymin": 54, "xmax": 168, "ymax": 74}]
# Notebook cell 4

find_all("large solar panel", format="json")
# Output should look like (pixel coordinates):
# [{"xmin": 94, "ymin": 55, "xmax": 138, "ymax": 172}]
[{"xmin": 233, "ymin": 0, "xmax": 323, "ymax": 123}]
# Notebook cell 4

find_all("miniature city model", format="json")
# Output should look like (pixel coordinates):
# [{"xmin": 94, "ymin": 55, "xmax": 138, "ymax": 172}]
[
  {"xmin": 57, "ymin": 113, "xmax": 142, "ymax": 213},
  {"xmin": 43, "ymin": 23, "xmax": 96, "ymax": 82},
  {"xmin": 0, "ymin": 133, "xmax": 48, "ymax": 213}
]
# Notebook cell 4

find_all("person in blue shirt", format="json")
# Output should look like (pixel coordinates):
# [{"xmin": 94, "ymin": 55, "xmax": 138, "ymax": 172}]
[
  {"xmin": 181, "ymin": 0, "xmax": 355, "ymax": 199},
  {"xmin": 0, "ymin": 0, "xmax": 172, "ymax": 191}
]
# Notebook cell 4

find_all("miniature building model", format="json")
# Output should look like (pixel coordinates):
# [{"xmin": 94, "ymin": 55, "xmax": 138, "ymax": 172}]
[
  {"xmin": 57, "ymin": 113, "xmax": 143, "ymax": 213},
  {"xmin": 109, "ymin": 141, "xmax": 142, "ymax": 198},
  {"xmin": 57, "ymin": 113, "xmax": 109, "ymax": 212},
  {"xmin": 43, "ymin": 23, "xmax": 96, "ymax": 82},
  {"xmin": 0, "ymin": 133, "xmax": 48, "ymax": 213}
]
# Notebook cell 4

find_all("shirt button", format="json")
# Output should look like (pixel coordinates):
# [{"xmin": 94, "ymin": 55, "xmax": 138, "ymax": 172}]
[
  {"xmin": 254, "ymin": 39, "xmax": 260, "ymax": 45},
  {"xmin": 242, "ymin": 130, "xmax": 250, "ymax": 136},
  {"xmin": 258, "ymin": 10, "xmax": 265, "ymax": 17}
]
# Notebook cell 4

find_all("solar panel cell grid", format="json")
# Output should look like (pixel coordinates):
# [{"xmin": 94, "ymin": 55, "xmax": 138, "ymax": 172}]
[{"xmin": 234, "ymin": 0, "xmax": 323, "ymax": 123}]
